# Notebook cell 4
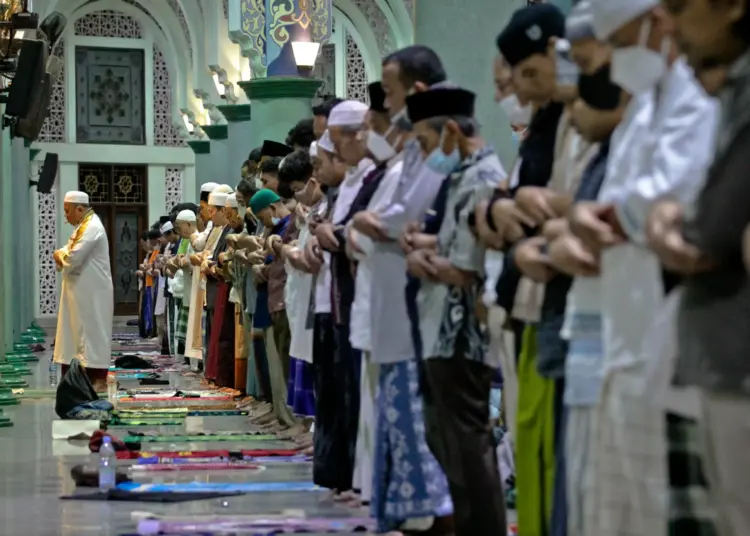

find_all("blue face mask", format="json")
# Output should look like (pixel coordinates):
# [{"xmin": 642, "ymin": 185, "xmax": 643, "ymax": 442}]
[
  {"xmin": 511, "ymin": 131, "xmax": 521, "ymax": 148},
  {"xmin": 425, "ymin": 130, "xmax": 461, "ymax": 175}
]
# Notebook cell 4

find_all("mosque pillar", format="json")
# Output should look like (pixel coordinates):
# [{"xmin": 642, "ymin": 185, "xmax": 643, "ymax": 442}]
[
  {"xmin": 201, "ymin": 125, "xmax": 232, "ymax": 187},
  {"xmin": 239, "ymin": 78, "xmax": 321, "ymax": 150},
  {"xmin": 414, "ymin": 0, "xmax": 526, "ymax": 164},
  {"xmin": 217, "ymin": 104, "xmax": 253, "ymax": 183},
  {"xmin": 187, "ymin": 140, "xmax": 212, "ymax": 201},
  {"xmin": 230, "ymin": 0, "xmax": 330, "ymax": 148}
]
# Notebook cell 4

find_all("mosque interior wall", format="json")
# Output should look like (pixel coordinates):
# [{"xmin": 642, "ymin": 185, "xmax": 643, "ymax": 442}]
[{"xmin": 26, "ymin": 0, "xmax": 412, "ymax": 329}]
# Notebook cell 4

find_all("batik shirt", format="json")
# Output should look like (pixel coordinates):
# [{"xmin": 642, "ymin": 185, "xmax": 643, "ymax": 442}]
[{"xmin": 418, "ymin": 145, "xmax": 505, "ymax": 366}]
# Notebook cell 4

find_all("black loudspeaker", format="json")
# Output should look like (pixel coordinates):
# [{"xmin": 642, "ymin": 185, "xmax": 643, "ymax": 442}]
[
  {"xmin": 14, "ymin": 70, "xmax": 51, "ymax": 141},
  {"xmin": 5, "ymin": 39, "xmax": 46, "ymax": 118},
  {"xmin": 36, "ymin": 152, "xmax": 58, "ymax": 194}
]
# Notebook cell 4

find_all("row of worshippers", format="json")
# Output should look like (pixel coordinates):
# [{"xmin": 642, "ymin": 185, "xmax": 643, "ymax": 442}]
[
  {"xmin": 477, "ymin": 1, "xmax": 747, "ymax": 536},
  {"xmin": 134, "ymin": 0, "xmax": 750, "ymax": 533}
]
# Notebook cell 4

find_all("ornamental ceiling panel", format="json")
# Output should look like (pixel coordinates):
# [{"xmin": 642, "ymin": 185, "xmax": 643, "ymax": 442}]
[{"xmin": 75, "ymin": 46, "xmax": 146, "ymax": 144}]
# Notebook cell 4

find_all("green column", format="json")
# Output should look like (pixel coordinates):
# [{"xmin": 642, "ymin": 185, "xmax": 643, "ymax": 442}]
[
  {"xmin": 201, "ymin": 125, "xmax": 232, "ymax": 187},
  {"xmin": 414, "ymin": 0, "xmax": 525, "ymax": 165},
  {"xmin": 218, "ymin": 104, "xmax": 253, "ymax": 187},
  {"xmin": 238, "ymin": 78, "xmax": 321, "ymax": 151},
  {"xmin": 187, "ymin": 140, "xmax": 212, "ymax": 201}
]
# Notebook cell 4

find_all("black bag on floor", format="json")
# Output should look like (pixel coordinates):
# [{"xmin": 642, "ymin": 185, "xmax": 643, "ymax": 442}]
[
  {"xmin": 55, "ymin": 359, "xmax": 99, "ymax": 419},
  {"xmin": 114, "ymin": 355, "xmax": 154, "ymax": 369}
]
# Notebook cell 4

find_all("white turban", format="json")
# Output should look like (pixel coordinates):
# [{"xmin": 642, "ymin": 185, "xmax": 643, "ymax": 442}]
[
  {"xmin": 208, "ymin": 192, "xmax": 229, "ymax": 206},
  {"xmin": 212, "ymin": 184, "xmax": 233, "ymax": 194},
  {"xmin": 328, "ymin": 100, "xmax": 369, "ymax": 127},
  {"xmin": 225, "ymin": 193, "xmax": 238, "ymax": 209},
  {"xmin": 64, "ymin": 191, "xmax": 89, "ymax": 204},
  {"xmin": 200, "ymin": 182, "xmax": 219, "ymax": 193},
  {"xmin": 317, "ymin": 130, "xmax": 335, "ymax": 154},
  {"xmin": 591, "ymin": 0, "xmax": 657, "ymax": 40},
  {"xmin": 176, "ymin": 209, "xmax": 196, "ymax": 223}
]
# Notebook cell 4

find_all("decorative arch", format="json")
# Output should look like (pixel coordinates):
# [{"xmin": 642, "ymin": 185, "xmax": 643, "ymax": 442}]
[
  {"xmin": 385, "ymin": 0, "xmax": 414, "ymax": 45},
  {"xmin": 48, "ymin": 0, "xmax": 194, "ymax": 118},
  {"xmin": 332, "ymin": 0, "xmax": 380, "ymax": 81}
]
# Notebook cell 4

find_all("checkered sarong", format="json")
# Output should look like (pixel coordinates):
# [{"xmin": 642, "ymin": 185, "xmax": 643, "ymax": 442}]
[
  {"xmin": 174, "ymin": 299, "xmax": 188, "ymax": 343},
  {"xmin": 667, "ymin": 412, "xmax": 717, "ymax": 536},
  {"xmin": 591, "ymin": 367, "xmax": 668, "ymax": 536}
]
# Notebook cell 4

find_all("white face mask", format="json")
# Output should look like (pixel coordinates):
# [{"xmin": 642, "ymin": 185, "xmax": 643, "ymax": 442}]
[
  {"xmin": 367, "ymin": 125, "xmax": 399, "ymax": 162},
  {"xmin": 611, "ymin": 18, "xmax": 668, "ymax": 95},
  {"xmin": 499, "ymin": 94, "xmax": 532, "ymax": 126}
]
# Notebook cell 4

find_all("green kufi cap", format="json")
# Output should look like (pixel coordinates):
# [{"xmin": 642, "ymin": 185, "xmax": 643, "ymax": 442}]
[{"xmin": 249, "ymin": 188, "xmax": 281, "ymax": 215}]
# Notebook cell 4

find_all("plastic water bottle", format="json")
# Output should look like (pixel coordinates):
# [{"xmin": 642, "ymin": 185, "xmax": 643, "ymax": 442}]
[
  {"xmin": 106, "ymin": 372, "xmax": 117, "ymax": 408},
  {"xmin": 99, "ymin": 436, "xmax": 117, "ymax": 491},
  {"xmin": 48, "ymin": 359, "xmax": 57, "ymax": 388}
]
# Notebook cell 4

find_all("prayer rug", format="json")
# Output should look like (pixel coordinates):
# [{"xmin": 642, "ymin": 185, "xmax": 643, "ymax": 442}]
[
  {"xmin": 114, "ymin": 448, "xmax": 300, "ymax": 460},
  {"xmin": 115, "ymin": 409, "xmax": 248, "ymax": 417},
  {"xmin": 109, "ymin": 419, "xmax": 185, "ymax": 426},
  {"xmin": 117, "ymin": 481, "xmax": 320, "ymax": 493},
  {"xmin": 123, "ymin": 434, "xmax": 277, "ymax": 443},
  {"xmin": 129, "ymin": 516, "xmax": 374, "ymax": 534},
  {"xmin": 134, "ymin": 455, "xmax": 310, "ymax": 465},
  {"xmin": 130, "ymin": 461, "xmax": 262, "ymax": 472}
]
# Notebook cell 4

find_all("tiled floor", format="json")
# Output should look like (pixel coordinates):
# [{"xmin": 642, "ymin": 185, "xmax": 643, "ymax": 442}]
[{"xmin": 0, "ymin": 353, "xmax": 366, "ymax": 535}]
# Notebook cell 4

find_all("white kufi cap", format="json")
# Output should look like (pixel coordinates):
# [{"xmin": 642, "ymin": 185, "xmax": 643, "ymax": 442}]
[
  {"xmin": 591, "ymin": 0, "xmax": 658, "ymax": 40},
  {"xmin": 176, "ymin": 209, "xmax": 197, "ymax": 223},
  {"xmin": 200, "ymin": 182, "xmax": 219, "ymax": 193},
  {"xmin": 212, "ymin": 184, "xmax": 234, "ymax": 194},
  {"xmin": 160, "ymin": 221, "xmax": 173, "ymax": 234},
  {"xmin": 225, "ymin": 193, "xmax": 238, "ymax": 209},
  {"xmin": 317, "ymin": 130, "xmax": 335, "ymax": 153},
  {"xmin": 208, "ymin": 192, "xmax": 229, "ymax": 206},
  {"xmin": 64, "ymin": 190, "xmax": 89, "ymax": 204},
  {"xmin": 328, "ymin": 100, "xmax": 369, "ymax": 127}
]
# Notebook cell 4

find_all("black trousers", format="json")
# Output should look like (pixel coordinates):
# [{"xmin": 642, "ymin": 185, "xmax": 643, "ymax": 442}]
[
  {"xmin": 312, "ymin": 313, "xmax": 356, "ymax": 491},
  {"xmin": 423, "ymin": 356, "xmax": 507, "ymax": 536}
]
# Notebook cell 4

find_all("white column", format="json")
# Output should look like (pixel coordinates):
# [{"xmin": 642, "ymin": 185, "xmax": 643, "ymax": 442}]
[
  {"xmin": 57, "ymin": 163, "xmax": 78, "ymax": 248},
  {"xmin": 148, "ymin": 164, "xmax": 167, "ymax": 224},
  {"xmin": 182, "ymin": 164, "xmax": 196, "ymax": 203}
]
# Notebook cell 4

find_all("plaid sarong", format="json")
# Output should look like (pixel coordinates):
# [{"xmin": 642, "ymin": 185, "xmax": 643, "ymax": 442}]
[
  {"xmin": 667, "ymin": 412, "xmax": 717, "ymax": 536},
  {"xmin": 175, "ymin": 299, "xmax": 188, "ymax": 343}
]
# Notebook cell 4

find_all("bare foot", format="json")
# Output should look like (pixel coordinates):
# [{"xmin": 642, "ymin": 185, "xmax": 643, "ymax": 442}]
[{"xmin": 333, "ymin": 490, "xmax": 358, "ymax": 503}]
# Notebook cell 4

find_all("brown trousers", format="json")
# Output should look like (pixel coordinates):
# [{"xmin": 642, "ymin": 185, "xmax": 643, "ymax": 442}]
[{"xmin": 422, "ymin": 356, "xmax": 507, "ymax": 536}]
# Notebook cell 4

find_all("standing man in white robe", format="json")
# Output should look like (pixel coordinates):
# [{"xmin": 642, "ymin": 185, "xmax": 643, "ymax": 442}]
[
  {"xmin": 53, "ymin": 191, "xmax": 113, "ymax": 391},
  {"xmin": 566, "ymin": 2, "xmax": 719, "ymax": 535}
]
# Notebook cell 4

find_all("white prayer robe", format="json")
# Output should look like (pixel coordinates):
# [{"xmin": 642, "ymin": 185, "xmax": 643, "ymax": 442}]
[
  {"xmin": 285, "ymin": 215, "xmax": 315, "ymax": 363},
  {"xmin": 184, "ymin": 223, "xmax": 219, "ymax": 360},
  {"xmin": 53, "ymin": 211, "xmax": 113, "ymax": 369},
  {"xmin": 591, "ymin": 59, "xmax": 718, "ymax": 536}
]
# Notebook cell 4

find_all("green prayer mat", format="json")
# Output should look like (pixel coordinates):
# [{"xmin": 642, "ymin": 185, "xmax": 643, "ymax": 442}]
[
  {"xmin": 109, "ymin": 419, "xmax": 185, "ymax": 426},
  {"xmin": 0, "ymin": 379, "xmax": 27, "ymax": 388},
  {"xmin": 115, "ymin": 410, "xmax": 249, "ymax": 418},
  {"xmin": 5, "ymin": 355, "xmax": 39, "ymax": 363},
  {"xmin": 0, "ymin": 393, "xmax": 19, "ymax": 406},
  {"xmin": 124, "ymin": 434, "xmax": 277, "ymax": 443},
  {"xmin": 0, "ymin": 410, "xmax": 11, "ymax": 427},
  {"xmin": 0, "ymin": 365, "xmax": 31, "ymax": 375}
]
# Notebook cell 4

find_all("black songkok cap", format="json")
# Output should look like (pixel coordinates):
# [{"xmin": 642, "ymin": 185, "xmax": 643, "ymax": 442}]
[
  {"xmin": 406, "ymin": 88, "xmax": 476, "ymax": 124},
  {"xmin": 496, "ymin": 4, "xmax": 566, "ymax": 67},
  {"xmin": 368, "ymin": 82, "xmax": 387, "ymax": 113},
  {"xmin": 261, "ymin": 140, "xmax": 294, "ymax": 158}
]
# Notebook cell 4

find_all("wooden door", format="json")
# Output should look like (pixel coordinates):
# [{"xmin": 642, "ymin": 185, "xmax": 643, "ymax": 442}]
[{"xmin": 79, "ymin": 164, "xmax": 149, "ymax": 316}]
